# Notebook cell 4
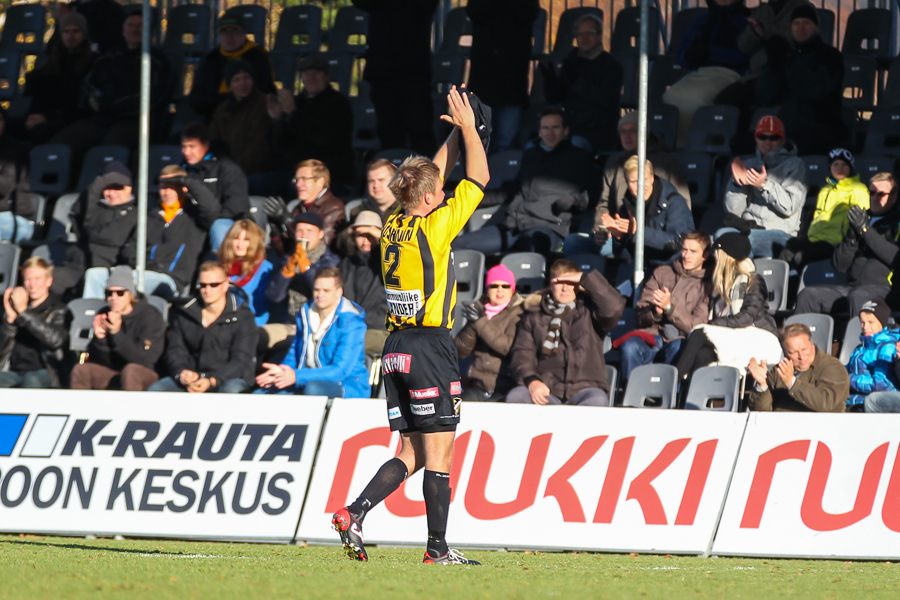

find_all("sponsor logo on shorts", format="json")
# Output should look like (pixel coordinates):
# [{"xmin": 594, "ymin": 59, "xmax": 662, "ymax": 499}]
[
  {"xmin": 411, "ymin": 403, "xmax": 435, "ymax": 416},
  {"xmin": 409, "ymin": 387, "xmax": 439, "ymax": 399},
  {"xmin": 388, "ymin": 407, "xmax": 401, "ymax": 420},
  {"xmin": 450, "ymin": 381, "xmax": 462, "ymax": 395},
  {"xmin": 382, "ymin": 353, "xmax": 412, "ymax": 374}
]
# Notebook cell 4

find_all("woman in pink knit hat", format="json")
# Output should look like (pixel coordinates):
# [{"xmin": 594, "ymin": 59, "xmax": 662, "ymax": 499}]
[{"xmin": 454, "ymin": 264, "xmax": 525, "ymax": 402}]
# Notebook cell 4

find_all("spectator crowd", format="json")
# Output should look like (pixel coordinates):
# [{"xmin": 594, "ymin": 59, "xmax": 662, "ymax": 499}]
[{"xmin": 3, "ymin": 0, "xmax": 900, "ymax": 413}]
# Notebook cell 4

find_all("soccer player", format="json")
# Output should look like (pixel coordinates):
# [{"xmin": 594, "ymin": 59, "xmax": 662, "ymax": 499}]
[{"xmin": 332, "ymin": 86, "xmax": 489, "ymax": 565}]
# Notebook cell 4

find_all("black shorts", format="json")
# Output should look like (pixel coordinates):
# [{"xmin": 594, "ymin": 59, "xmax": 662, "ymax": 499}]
[{"xmin": 382, "ymin": 327, "xmax": 461, "ymax": 433}]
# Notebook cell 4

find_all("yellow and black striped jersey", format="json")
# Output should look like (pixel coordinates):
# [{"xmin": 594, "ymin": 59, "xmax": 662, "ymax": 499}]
[{"xmin": 382, "ymin": 178, "xmax": 485, "ymax": 330}]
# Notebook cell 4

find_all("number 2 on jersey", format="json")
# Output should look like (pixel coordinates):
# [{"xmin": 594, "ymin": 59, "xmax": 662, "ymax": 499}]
[{"xmin": 384, "ymin": 243, "xmax": 401, "ymax": 287}]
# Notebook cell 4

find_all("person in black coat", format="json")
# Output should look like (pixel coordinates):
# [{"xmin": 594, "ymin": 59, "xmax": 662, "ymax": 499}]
[
  {"xmin": 539, "ymin": 13, "xmax": 624, "ymax": 153},
  {"xmin": 189, "ymin": 9, "xmax": 277, "ymax": 120},
  {"xmin": 149, "ymin": 262, "xmax": 257, "ymax": 394},
  {"xmin": 454, "ymin": 108, "xmax": 600, "ymax": 254},
  {"xmin": 756, "ymin": 5, "xmax": 846, "ymax": 155},
  {"xmin": 59, "ymin": 0, "xmax": 125, "ymax": 54},
  {"xmin": 340, "ymin": 211, "xmax": 388, "ymax": 356},
  {"xmin": 0, "ymin": 109, "xmax": 32, "ymax": 244},
  {"xmin": 351, "ymin": 0, "xmax": 439, "ymax": 157},
  {"xmin": 466, "ymin": 0, "xmax": 540, "ymax": 153},
  {"xmin": 70, "ymin": 266, "xmax": 165, "ymax": 391}
]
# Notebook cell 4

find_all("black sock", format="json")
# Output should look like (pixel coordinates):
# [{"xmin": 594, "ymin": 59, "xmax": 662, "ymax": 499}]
[
  {"xmin": 423, "ymin": 470, "xmax": 451, "ymax": 556},
  {"xmin": 348, "ymin": 457, "xmax": 408, "ymax": 522}
]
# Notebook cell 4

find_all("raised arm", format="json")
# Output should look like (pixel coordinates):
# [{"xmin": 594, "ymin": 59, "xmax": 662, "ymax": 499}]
[{"xmin": 439, "ymin": 86, "xmax": 490, "ymax": 188}]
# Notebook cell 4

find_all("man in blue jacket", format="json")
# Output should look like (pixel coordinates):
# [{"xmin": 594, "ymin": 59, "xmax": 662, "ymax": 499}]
[{"xmin": 255, "ymin": 267, "xmax": 369, "ymax": 397}]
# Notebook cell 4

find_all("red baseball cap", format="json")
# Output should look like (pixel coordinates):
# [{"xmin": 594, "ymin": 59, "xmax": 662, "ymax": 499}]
[{"xmin": 755, "ymin": 115, "xmax": 785, "ymax": 140}]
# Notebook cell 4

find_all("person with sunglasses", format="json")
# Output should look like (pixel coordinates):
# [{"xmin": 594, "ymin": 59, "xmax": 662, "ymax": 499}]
[
  {"xmin": 723, "ymin": 115, "xmax": 806, "ymax": 258},
  {"xmin": 454, "ymin": 265, "xmax": 525, "ymax": 402},
  {"xmin": 148, "ymin": 262, "xmax": 257, "ymax": 394},
  {"xmin": 70, "ymin": 266, "xmax": 165, "ymax": 391}
]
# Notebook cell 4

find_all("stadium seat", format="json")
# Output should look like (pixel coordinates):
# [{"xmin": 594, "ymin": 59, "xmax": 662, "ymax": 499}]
[
  {"xmin": 603, "ymin": 307, "xmax": 636, "ymax": 355},
  {"xmin": 610, "ymin": 6, "xmax": 663, "ymax": 55},
  {"xmin": 785, "ymin": 313, "xmax": 834, "ymax": 354},
  {"xmin": 801, "ymin": 155, "xmax": 829, "ymax": 206},
  {"xmin": 67, "ymin": 298, "xmax": 107, "ymax": 354},
  {"xmin": 881, "ymin": 57, "xmax": 900, "ymax": 108},
  {"xmin": 248, "ymin": 197, "xmax": 272, "ymax": 238},
  {"xmin": 863, "ymin": 108, "xmax": 900, "ymax": 158},
  {"xmin": 552, "ymin": 7, "xmax": 604, "ymax": 55},
  {"xmin": 622, "ymin": 364, "xmax": 678, "ymax": 409},
  {"xmin": 145, "ymin": 294, "xmax": 170, "ymax": 322},
  {"xmin": 686, "ymin": 105, "xmax": 739, "ymax": 155},
  {"xmin": 839, "ymin": 317, "xmax": 863, "ymax": 365},
  {"xmin": 77, "ymin": 145, "xmax": 130, "ymax": 192},
  {"xmin": 648, "ymin": 55, "xmax": 688, "ymax": 104},
  {"xmin": 568, "ymin": 253, "xmax": 606, "ymax": 275},
  {"xmin": 842, "ymin": 55, "xmax": 877, "ymax": 113},
  {"xmin": 684, "ymin": 365, "xmax": 741, "ymax": 411},
  {"xmin": 613, "ymin": 51, "xmax": 639, "ymax": 108},
  {"xmin": 0, "ymin": 4, "xmax": 46, "ymax": 53},
  {"xmin": 754, "ymin": 258, "xmax": 789, "ymax": 314},
  {"xmin": 648, "ymin": 104, "xmax": 679, "ymax": 151},
  {"xmin": 373, "ymin": 148, "xmax": 415, "ymax": 167},
  {"xmin": 0, "ymin": 51, "xmax": 21, "ymax": 100},
  {"xmin": 24, "ymin": 193, "xmax": 47, "ymax": 238},
  {"xmin": 343, "ymin": 198, "xmax": 362, "ymax": 222},
  {"xmin": 163, "ymin": 4, "xmax": 212, "ymax": 55},
  {"xmin": 798, "ymin": 260, "xmax": 849, "ymax": 294},
  {"xmin": 439, "ymin": 7, "xmax": 472, "ymax": 56},
  {"xmin": 454, "ymin": 249, "xmax": 485, "ymax": 303},
  {"xmin": 321, "ymin": 52, "xmax": 353, "ymax": 95},
  {"xmin": 432, "ymin": 52, "xmax": 466, "ymax": 93},
  {"xmin": 531, "ymin": 8, "xmax": 547, "ymax": 58},
  {"xmin": 671, "ymin": 151, "xmax": 713, "ymax": 206},
  {"xmin": 147, "ymin": 145, "xmax": 184, "ymax": 192},
  {"xmin": 668, "ymin": 8, "xmax": 708, "ymax": 56},
  {"xmin": 274, "ymin": 4, "xmax": 324, "ymax": 54},
  {"xmin": 606, "ymin": 364, "xmax": 619, "ymax": 405},
  {"xmin": 465, "ymin": 205, "xmax": 500, "ymax": 234},
  {"xmin": 450, "ymin": 303, "xmax": 467, "ymax": 338},
  {"xmin": 501, "ymin": 252, "xmax": 546, "ymax": 294},
  {"xmin": 38, "ymin": 193, "xmax": 80, "ymax": 245},
  {"xmin": 329, "ymin": 5, "xmax": 368, "ymax": 55},
  {"xmin": 747, "ymin": 106, "xmax": 780, "ymax": 132},
  {"xmin": 486, "ymin": 150, "xmax": 523, "ymax": 190},
  {"xmin": 842, "ymin": 8, "xmax": 893, "ymax": 59},
  {"xmin": 269, "ymin": 49, "xmax": 297, "ymax": 91},
  {"xmin": 816, "ymin": 8, "xmax": 835, "ymax": 46},
  {"xmin": 854, "ymin": 155, "xmax": 895, "ymax": 184},
  {"xmin": 29, "ymin": 145, "xmax": 71, "ymax": 196},
  {"xmin": 228, "ymin": 5, "xmax": 268, "ymax": 48},
  {"xmin": 0, "ymin": 242, "xmax": 20, "ymax": 295},
  {"xmin": 351, "ymin": 97, "xmax": 379, "ymax": 152}
]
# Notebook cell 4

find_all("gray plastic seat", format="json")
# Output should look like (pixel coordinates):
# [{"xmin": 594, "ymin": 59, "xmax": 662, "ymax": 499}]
[
  {"xmin": 606, "ymin": 364, "xmax": 618, "ymax": 406},
  {"xmin": 839, "ymin": 317, "xmax": 863, "ymax": 365},
  {"xmin": 67, "ymin": 298, "xmax": 107, "ymax": 354},
  {"xmin": 274, "ymin": 4, "xmax": 323, "ymax": 54},
  {"xmin": 486, "ymin": 150, "xmax": 523, "ymax": 190},
  {"xmin": 500, "ymin": 252, "xmax": 546, "ymax": 295},
  {"xmin": 329, "ymin": 6, "xmax": 368, "ymax": 55},
  {"xmin": 684, "ymin": 365, "xmax": 741, "ymax": 411},
  {"xmin": 454, "ymin": 250, "xmax": 485, "ymax": 303},
  {"xmin": 785, "ymin": 313, "xmax": 835, "ymax": 354},
  {"xmin": 798, "ymin": 260, "xmax": 849, "ymax": 294},
  {"xmin": 0, "ymin": 242, "xmax": 20, "ymax": 294},
  {"xmin": 754, "ymin": 258, "xmax": 789, "ymax": 314},
  {"xmin": 29, "ymin": 145, "xmax": 72, "ymax": 196},
  {"xmin": 77, "ymin": 145, "xmax": 130, "ymax": 192},
  {"xmin": 465, "ymin": 205, "xmax": 500, "ymax": 234},
  {"xmin": 686, "ymin": 105, "xmax": 739, "ymax": 155},
  {"xmin": 163, "ymin": 4, "xmax": 212, "ymax": 55},
  {"xmin": 622, "ymin": 364, "xmax": 678, "ymax": 409},
  {"xmin": 145, "ymin": 294, "xmax": 170, "ymax": 323},
  {"xmin": 0, "ymin": 4, "xmax": 46, "ymax": 53},
  {"xmin": 247, "ymin": 196, "xmax": 272, "ymax": 238}
]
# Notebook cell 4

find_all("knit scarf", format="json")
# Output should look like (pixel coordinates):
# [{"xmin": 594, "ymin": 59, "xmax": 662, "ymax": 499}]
[
  {"xmin": 161, "ymin": 199, "xmax": 181, "ymax": 224},
  {"xmin": 218, "ymin": 42, "xmax": 261, "ymax": 93},
  {"xmin": 484, "ymin": 299, "xmax": 510, "ymax": 321},
  {"xmin": 542, "ymin": 296, "xmax": 576, "ymax": 356},
  {"xmin": 228, "ymin": 260, "xmax": 259, "ymax": 288}
]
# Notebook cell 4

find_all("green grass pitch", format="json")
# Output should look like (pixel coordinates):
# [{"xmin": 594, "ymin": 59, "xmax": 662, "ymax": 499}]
[{"xmin": 1, "ymin": 534, "xmax": 898, "ymax": 599}]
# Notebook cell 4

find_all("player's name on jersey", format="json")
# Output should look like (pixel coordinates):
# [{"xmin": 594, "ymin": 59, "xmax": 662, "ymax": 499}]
[
  {"xmin": 386, "ymin": 289, "xmax": 423, "ymax": 317},
  {"xmin": 384, "ymin": 228, "xmax": 414, "ymax": 243}
]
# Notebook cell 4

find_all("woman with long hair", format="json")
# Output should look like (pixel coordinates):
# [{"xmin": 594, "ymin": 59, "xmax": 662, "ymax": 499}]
[
  {"xmin": 218, "ymin": 219, "xmax": 273, "ymax": 325},
  {"xmin": 676, "ymin": 232, "xmax": 782, "ymax": 383}
]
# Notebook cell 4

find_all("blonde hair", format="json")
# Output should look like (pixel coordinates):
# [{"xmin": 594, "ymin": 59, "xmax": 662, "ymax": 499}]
[
  {"xmin": 218, "ymin": 219, "xmax": 267, "ymax": 277},
  {"xmin": 388, "ymin": 156, "xmax": 442, "ymax": 210},
  {"xmin": 870, "ymin": 172, "xmax": 895, "ymax": 186},
  {"xmin": 295, "ymin": 159, "xmax": 331, "ymax": 188},
  {"xmin": 712, "ymin": 249, "xmax": 755, "ymax": 305},
  {"xmin": 624, "ymin": 155, "xmax": 653, "ymax": 175},
  {"xmin": 21, "ymin": 256, "xmax": 53, "ymax": 278}
]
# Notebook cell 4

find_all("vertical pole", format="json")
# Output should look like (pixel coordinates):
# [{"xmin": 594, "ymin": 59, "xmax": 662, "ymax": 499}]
[
  {"xmin": 634, "ymin": 0, "xmax": 650, "ymax": 291},
  {"xmin": 136, "ymin": 0, "xmax": 152, "ymax": 294}
]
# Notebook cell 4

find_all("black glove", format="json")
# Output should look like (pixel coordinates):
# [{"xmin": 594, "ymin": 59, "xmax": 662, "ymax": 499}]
[
  {"xmin": 262, "ymin": 196, "xmax": 292, "ymax": 229},
  {"xmin": 764, "ymin": 36, "xmax": 791, "ymax": 69},
  {"xmin": 462, "ymin": 301, "xmax": 484, "ymax": 323},
  {"xmin": 847, "ymin": 205, "xmax": 869, "ymax": 237},
  {"xmin": 684, "ymin": 44, "xmax": 710, "ymax": 67}
]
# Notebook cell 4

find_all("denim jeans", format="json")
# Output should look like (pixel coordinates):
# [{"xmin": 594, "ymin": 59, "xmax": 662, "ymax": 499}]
[
  {"xmin": 864, "ymin": 391, "xmax": 900, "ymax": 413},
  {"xmin": 0, "ymin": 212, "xmax": 34, "ymax": 243},
  {"xmin": 254, "ymin": 379, "xmax": 345, "ymax": 397},
  {"xmin": 83, "ymin": 267, "xmax": 179, "ymax": 300},
  {"xmin": 619, "ymin": 335, "xmax": 685, "ymax": 381},
  {"xmin": 208, "ymin": 218, "xmax": 235, "ymax": 252},
  {"xmin": 0, "ymin": 369, "xmax": 51, "ymax": 388},
  {"xmin": 148, "ymin": 376, "xmax": 249, "ymax": 393}
]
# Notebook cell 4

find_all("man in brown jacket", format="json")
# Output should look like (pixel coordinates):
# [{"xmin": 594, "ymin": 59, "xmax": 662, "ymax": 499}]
[
  {"xmin": 748, "ymin": 322, "xmax": 849, "ymax": 412},
  {"xmin": 621, "ymin": 231, "xmax": 712, "ymax": 380},
  {"xmin": 289, "ymin": 159, "xmax": 346, "ymax": 246},
  {"xmin": 507, "ymin": 260, "xmax": 625, "ymax": 406}
]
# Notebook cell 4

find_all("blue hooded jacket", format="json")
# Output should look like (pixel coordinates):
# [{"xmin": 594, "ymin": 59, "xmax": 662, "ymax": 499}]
[
  {"xmin": 281, "ymin": 296, "xmax": 370, "ymax": 398},
  {"xmin": 846, "ymin": 328, "xmax": 900, "ymax": 407},
  {"xmin": 230, "ymin": 260, "xmax": 273, "ymax": 326}
]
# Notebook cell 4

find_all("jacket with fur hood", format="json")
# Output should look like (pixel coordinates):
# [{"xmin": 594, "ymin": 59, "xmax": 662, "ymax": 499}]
[
  {"xmin": 0, "ymin": 294, "xmax": 70, "ymax": 387},
  {"xmin": 510, "ymin": 269, "xmax": 625, "ymax": 398},
  {"xmin": 724, "ymin": 140, "xmax": 807, "ymax": 236},
  {"xmin": 455, "ymin": 292, "xmax": 525, "ymax": 394},
  {"xmin": 164, "ymin": 292, "xmax": 257, "ymax": 387},
  {"xmin": 635, "ymin": 259, "xmax": 711, "ymax": 339},
  {"xmin": 281, "ymin": 296, "xmax": 369, "ymax": 398}
]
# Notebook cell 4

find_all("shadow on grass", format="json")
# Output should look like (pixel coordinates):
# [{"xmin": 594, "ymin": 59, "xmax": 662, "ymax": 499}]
[{"xmin": 0, "ymin": 538, "xmax": 202, "ymax": 557}]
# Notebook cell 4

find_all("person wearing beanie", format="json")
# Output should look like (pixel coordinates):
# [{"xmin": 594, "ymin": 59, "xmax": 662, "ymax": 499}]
[
  {"xmin": 748, "ymin": 321, "xmax": 850, "ymax": 412},
  {"xmin": 339, "ymin": 210, "xmax": 389, "ymax": 356},
  {"xmin": 455, "ymin": 264, "xmax": 526, "ymax": 402},
  {"xmin": 844, "ymin": 300, "xmax": 900, "ymax": 410},
  {"xmin": 780, "ymin": 148, "xmax": 870, "ymax": 270},
  {"xmin": 189, "ymin": 6, "xmax": 276, "ymax": 119},
  {"xmin": 23, "ymin": 10, "xmax": 98, "ymax": 144},
  {"xmin": 208, "ymin": 56, "xmax": 279, "ymax": 177},
  {"xmin": 70, "ymin": 265, "xmax": 166, "ymax": 391},
  {"xmin": 620, "ymin": 231, "xmax": 713, "ymax": 382},
  {"xmin": 676, "ymin": 231, "xmax": 782, "ymax": 386},
  {"xmin": 724, "ymin": 114, "xmax": 807, "ymax": 258},
  {"xmin": 755, "ymin": 2, "xmax": 846, "ymax": 155}
]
